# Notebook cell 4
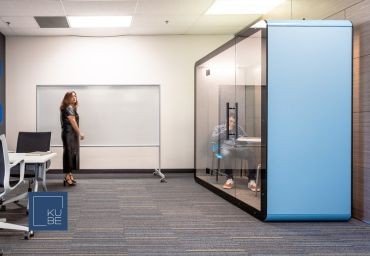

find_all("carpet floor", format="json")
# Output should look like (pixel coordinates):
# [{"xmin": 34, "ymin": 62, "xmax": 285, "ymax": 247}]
[{"xmin": 1, "ymin": 173, "xmax": 370, "ymax": 255}]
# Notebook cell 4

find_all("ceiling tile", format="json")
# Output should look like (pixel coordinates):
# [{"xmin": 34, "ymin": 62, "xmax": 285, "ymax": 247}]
[
  {"xmin": 186, "ymin": 25, "xmax": 245, "ymax": 35},
  {"xmin": 0, "ymin": 16, "xmax": 39, "ymax": 28},
  {"xmin": 0, "ymin": 0, "xmax": 65, "ymax": 16},
  {"xmin": 62, "ymin": 0, "xmax": 137, "ymax": 15},
  {"xmin": 136, "ymin": 0, "xmax": 213, "ymax": 15},
  {"xmin": 129, "ymin": 25, "xmax": 189, "ymax": 35},
  {"xmin": 195, "ymin": 14, "xmax": 261, "ymax": 27},
  {"xmin": 0, "ymin": 19, "xmax": 9, "ymax": 28},
  {"xmin": 131, "ymin": 15, "xmax": 199, "ymax": 28}
]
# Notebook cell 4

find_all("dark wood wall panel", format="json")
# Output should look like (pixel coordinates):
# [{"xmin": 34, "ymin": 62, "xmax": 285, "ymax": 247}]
[
  {"xmin": 353, "ymin": 165, "xmax": 370, "ymax": 220},
  {"xmin": 350, "ymin": 0, "xmax": 370, "ymax": 221},
  {"xmin": 292, "ymin": 0, "xmax": 363, "ymax": 19},
  {"xmin": 353, "ymin": 22, "xmax": 370, "ymax": 59}
]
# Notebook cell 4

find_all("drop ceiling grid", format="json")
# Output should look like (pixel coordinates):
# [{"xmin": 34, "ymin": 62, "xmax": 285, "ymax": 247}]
[{"xmin": 0, "ymin": 0, "xmax": 263, "ymax": 36}]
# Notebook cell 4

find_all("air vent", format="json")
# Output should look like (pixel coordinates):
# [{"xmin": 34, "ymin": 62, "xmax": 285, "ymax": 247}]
[{"xmin": 34, "ymin": 16, "xmax": 69, "ymax": 28}]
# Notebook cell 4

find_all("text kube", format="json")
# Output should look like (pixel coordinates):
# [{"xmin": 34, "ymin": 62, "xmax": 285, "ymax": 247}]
[{"xmin": 29, "ymin": 192, "xmax": 68, "ymax": 231}]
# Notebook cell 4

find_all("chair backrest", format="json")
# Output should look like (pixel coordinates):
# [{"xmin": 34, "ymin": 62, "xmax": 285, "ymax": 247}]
[
  {"xmin": 0, "ymin": 134, "xmax": 10, "ymax": 188},
  {"xmin": 16, "ymin": 132, "xmax": 51, "ymax": 153}
]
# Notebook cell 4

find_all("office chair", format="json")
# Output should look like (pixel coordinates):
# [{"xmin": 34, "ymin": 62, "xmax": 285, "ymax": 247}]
[
  {"xmin": 16, "ymin": 132, "xmax": 51, "ymax": 153},
  {"xmin": 11, "ymin": 132, "xmax": 51, "ymax": 192},
  {"xmin": 206, "ymin": 142, "xmax": 223, "ymax": 181},
  {"xmin": 0, "ymin": 134, "xmax": 33, "ymax": 239}
]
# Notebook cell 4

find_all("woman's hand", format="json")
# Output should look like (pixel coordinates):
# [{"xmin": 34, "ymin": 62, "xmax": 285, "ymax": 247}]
[{"xmin": 80, "ymin": 132, "xmax": 85, "ymax": 140}]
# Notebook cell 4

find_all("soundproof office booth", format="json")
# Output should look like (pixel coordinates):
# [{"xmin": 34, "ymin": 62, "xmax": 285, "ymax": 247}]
[{"xmin": 194, "ymin": 20, "xmax": 352, "ymax": 221}]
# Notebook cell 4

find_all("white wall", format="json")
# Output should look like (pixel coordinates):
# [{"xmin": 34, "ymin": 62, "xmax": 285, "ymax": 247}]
[{"xmin": 6, "ymin": 35, "xmax": 231, "ymax": 169}]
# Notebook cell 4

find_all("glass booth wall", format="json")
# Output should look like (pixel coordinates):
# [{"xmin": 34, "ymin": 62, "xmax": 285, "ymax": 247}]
[{"xmin": 195, "ymin": 28, "xmax": 266, "ymax": 214}]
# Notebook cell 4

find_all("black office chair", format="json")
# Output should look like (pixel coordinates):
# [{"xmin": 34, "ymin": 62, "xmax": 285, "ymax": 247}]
[
  {"xmin": 11, "ymin": 132, "xmax": 51, "ymax": 192},
  {"xmin": 16, "ymin": 132, "xmax": 51, "ymax": 153}
]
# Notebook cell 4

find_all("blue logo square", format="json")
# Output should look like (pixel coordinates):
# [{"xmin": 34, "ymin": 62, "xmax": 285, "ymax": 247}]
[{"xmin": 29, "ymin": 192, "xmax": 68, "ymax": 231}]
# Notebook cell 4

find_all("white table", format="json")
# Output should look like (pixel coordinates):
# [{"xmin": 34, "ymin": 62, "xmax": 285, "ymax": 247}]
[{"xmin": 9, "ymin": 152, "xmax": 57, "ymax": 192}]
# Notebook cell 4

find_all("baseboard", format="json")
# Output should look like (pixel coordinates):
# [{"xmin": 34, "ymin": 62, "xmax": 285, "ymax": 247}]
[{"xmin": 47, "ymin": 168, "xmax": 195, "ymax": 174}]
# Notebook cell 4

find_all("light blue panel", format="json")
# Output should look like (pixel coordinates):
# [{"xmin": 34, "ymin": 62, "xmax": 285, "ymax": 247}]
[
  {"xmin": 267, "ymin": 20, "xmax": 352, "ymax": 27},
  {"xmin": 266, "ymin": 21, "xmax": 352, "ymax": 220}
]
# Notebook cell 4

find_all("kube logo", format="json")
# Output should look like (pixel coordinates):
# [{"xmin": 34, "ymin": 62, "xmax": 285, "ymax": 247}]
[{"xmin": 29, "ymin": 192, "xmax": 68, "ymax": 231}]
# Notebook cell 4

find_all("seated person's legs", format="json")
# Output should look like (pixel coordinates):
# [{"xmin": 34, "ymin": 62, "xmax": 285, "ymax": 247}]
[
  {"xmin": 238, "ymin": 148, "xmax": 259, "ymax": 191},
  {"xmin": 221, "ymin": 148, "xmax": 234, "ymax": 189}
]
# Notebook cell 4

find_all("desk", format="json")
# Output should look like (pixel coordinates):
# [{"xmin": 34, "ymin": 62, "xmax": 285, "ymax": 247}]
[{"xmin": 9, "ymin": 152, "xmax": 57, "ymax": 192}]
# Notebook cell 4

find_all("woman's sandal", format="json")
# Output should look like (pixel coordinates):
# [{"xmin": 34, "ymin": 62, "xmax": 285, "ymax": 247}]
[
  {"xmin": 70, "ymin": 174, "xmax": 77, "ymax": 184},
  {"xmin": 63, "ymin": 176, "xmax": 75, "ymax": 186}
]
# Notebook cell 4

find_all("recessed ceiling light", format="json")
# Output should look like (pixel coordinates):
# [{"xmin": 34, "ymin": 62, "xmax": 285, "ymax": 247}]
[
  {"xmin": 67, "ymin": 16, "xmax": 132, "ymax": 28},
  {"xmin": 206, "ymin": 0, "xmax": 285, "ymax": 15}
]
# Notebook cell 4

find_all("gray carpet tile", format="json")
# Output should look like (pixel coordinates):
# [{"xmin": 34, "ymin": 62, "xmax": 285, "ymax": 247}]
[{"xmin": 1, "ymin": 173, "xmax": 370, "ymax": 255}]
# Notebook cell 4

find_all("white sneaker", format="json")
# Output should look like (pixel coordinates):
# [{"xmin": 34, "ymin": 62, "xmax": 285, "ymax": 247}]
[
  {"xmin": 248, "ymin": 180, "xmax": 260, "ymax": 192},
  {"xmin": 247, "ymin": 179, "xmax": 256, "ymax": 187},
  {"xmin": 226, "ymin": 179, "xmax": 234, "ymax": 185},
  {"xmin": 223, "ymin": 179, "xmax": 234, "ymax": 189}
]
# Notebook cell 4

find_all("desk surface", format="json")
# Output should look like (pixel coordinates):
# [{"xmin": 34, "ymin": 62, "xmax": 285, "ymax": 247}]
[
  {"xmin": 9, "ymin": 152, "xmax": 57, "ymax": 163},
  {"xmin": 237, "ymin": 137, "xmax": 261, "ymax": 143},
  {"xmin": 223, "ymin": 137, "xmax": 262, "ymax": 148}
]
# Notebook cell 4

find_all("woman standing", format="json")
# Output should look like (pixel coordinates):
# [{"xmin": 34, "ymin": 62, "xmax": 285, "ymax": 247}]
[{"xmin": 60, "ymin": 91, "xmax": 84, "ymax": 186}]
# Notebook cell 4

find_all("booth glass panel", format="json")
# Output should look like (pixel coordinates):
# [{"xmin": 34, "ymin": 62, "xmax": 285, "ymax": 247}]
[
  {"xmin": 195, "ymin": 41, "xmax": 237, "ymax": 195},
  {"xmin": 232, "ymin": 31, "xmax": 265, "ymax": 210},
  {"xmin": 195, "ymin": 27, "xmax": 267, "ymax": 214}
]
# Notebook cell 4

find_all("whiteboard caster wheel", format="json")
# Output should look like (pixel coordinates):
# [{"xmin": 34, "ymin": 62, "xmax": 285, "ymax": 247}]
[{"xmin": 24, "ymin": 230, "xmax": 34, "ymax": 240}]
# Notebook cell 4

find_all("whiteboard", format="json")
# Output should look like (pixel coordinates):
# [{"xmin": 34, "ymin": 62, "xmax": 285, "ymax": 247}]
[{"xmin": 37, "ymin": 85, "xmax": 160, "ymax": 147}]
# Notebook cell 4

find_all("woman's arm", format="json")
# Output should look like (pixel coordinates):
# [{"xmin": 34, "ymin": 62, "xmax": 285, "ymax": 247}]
[{"xmin": 67, "ymin": 115, "xmax": 85, "ymax": 140}]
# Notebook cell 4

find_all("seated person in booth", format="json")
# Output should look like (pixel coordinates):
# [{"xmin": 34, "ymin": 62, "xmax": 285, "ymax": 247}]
[{"xmin": 211, "ymin": 113, "xmax": 257, "ymax": 191}]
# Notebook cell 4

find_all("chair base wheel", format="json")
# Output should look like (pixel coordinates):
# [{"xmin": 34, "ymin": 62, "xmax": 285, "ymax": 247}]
[{"xmin": 24, "ymin": 230, "xmax": 34, "ymax": 240}]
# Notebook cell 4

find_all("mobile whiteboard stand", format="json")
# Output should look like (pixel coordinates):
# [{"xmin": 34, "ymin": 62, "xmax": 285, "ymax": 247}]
[
  {"xmin": 153, "ymin": 147, "xmax": 166, "ymax": 182},
  {"xmin": 153, "ymin": 86, "xmax": 166, "ymax": 183}
]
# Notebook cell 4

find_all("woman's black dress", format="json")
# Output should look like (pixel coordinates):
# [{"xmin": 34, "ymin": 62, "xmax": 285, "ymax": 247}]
[{"xmin": 61, "ymin": 105, "xmax": 80, "ymax": 173}]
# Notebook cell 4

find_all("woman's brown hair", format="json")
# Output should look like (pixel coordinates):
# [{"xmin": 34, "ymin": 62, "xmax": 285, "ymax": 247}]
[{"xmin": 60, "ymin": 91, "xmax": 78, "ymax": 110}]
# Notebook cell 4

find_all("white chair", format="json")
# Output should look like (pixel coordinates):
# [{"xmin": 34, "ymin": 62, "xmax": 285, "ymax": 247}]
[{"xmin": 0, "ymin": 134, "xmax": 32, "ymax": 239}]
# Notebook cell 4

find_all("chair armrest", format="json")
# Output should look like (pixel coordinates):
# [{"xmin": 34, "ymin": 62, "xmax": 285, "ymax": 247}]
[
  {"xmin": 9, "ymin": 158, "xmax": 24, "ymax": 168},
  {"xmin": 9, "ymin": 159, "xmax": 25, "ymax": 189}
]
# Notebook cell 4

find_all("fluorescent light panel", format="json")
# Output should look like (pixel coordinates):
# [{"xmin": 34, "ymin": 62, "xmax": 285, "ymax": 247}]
[
  {"xmin": 206, "ymin": 0, "xmax": 285, "ymax": 15},
  {"xmin": 68, "ymin": 16, "xmax": 132, "ymax": 28}
]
